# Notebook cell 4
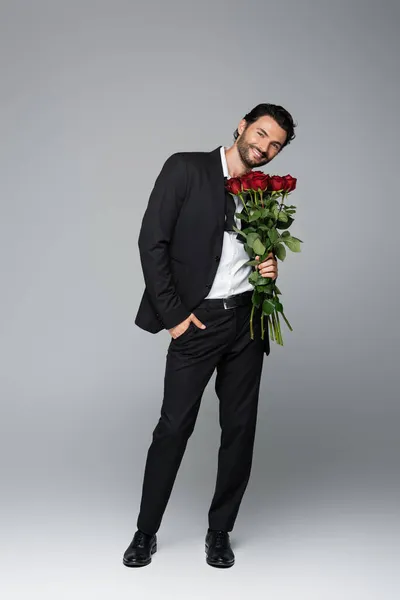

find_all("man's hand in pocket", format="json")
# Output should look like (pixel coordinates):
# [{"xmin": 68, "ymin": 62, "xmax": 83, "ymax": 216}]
[{"xmin": 168, "ymin": 313, "xmax": 206, "ymax": 339}]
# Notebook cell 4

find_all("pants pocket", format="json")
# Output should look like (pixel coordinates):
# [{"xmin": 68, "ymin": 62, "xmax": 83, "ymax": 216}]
[{"xmin": 172, "ymin": 320, "xmax": 196, "ymax": 342}]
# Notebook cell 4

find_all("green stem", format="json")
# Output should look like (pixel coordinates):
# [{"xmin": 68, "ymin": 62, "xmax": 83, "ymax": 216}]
[
  {"xmin": 250, "ymin": 303, "xmax": 255, "ymax": 339},
  {"xmin": 271, "ymin": 191, "xmax": 285, "ymax": 229},
  {"xmin": 269, "ymin": 310, "xmax": 276, "ymax": 342},
  {"xmin": 254, "ymin": 189, "xmax": 258, "ymax": 207},
  {"xmin": 276, "ymin": 310, "xmax": 283, "ymax": 346},
  {"xmin": 280, "ymin": 310, "xmax": 293, "ymax": 331},
  {"xmin": 239, "ymin": 192, "xmax": 250, "ymax": 216},
  {"xmin": 273, "ymin": 310, "xmax": 279, "ymax": 344},
  {"xmin": 248, "ymin": 188, "xmax": 256, "ymax": 207}
]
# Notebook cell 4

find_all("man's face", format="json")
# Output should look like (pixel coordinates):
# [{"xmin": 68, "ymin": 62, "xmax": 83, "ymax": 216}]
[{"xmin": 236, "ymin": 115, "xmax": 288, "ymax": 169}]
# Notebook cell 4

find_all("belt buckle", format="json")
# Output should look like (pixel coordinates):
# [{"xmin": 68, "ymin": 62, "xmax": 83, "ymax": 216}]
[{"xmin": 223, "ymin": 296, "xmax": 235, "ymax": 310}]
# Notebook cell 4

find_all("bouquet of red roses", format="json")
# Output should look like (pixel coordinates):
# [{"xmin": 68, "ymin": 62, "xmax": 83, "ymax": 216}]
[{"xmin": 225, "ymin": 171, "xmax": 301, "ymax": 348}]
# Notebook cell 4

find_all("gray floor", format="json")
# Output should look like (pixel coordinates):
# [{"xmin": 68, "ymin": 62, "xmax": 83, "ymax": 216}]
[{"xmin": 3, "ymin": 407, "xmax": 398, "ymax": 600}]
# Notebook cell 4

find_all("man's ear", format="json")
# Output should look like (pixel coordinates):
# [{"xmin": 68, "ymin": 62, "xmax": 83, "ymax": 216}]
[{"xmin": 237, "ymin": 118, "xmax": 247, "ymax": 137}]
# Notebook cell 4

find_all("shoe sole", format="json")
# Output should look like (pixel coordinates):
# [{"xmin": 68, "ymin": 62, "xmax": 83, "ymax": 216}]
[
  {"xmin": 205, "ymin": 543, "xmax": 235, "ymax": 568},
  {"xmin": 123, "ymin": 543, "xmax": 157, "ymax": 567}
]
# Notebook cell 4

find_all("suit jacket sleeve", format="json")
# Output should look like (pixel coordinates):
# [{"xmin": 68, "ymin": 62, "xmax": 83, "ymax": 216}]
[{"xmin": 137, "ymin": 152, "xmax": 192, "ymax": 330}]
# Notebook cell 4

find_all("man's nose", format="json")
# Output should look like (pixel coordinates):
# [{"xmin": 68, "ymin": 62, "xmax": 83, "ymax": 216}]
[
  {"xmin": 258, "ymin": 142, "xmax": 270, "ymax": 156},
  {"xmin": 261, "ymin": 142, "xmax": 276, "ymax": 157}
]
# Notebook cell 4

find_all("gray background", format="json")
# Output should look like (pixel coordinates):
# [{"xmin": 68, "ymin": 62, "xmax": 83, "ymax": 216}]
[{"xmin": 1, "ymin": 1, "xmax": 399, "ymax": 598}]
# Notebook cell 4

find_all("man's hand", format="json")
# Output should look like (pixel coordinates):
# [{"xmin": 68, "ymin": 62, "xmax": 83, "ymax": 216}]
[
  {"xmin": 255, "ymin": 251, "xmax": 278, "ymax": 279},
  {"xmin": 168, "ymin": 313, "xmax": 206, "ymax": 339}
]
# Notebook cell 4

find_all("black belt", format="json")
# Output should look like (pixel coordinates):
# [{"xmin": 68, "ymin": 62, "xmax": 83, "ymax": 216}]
[{"xmin": 197, "ymin": 290, "xmax": 253, "ymax": 310}]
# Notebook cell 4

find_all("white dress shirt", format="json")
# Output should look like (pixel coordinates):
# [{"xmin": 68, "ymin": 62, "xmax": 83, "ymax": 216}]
[{"xmin": 204, "ymin": 146, "xmax": 253, "ymax": 299}]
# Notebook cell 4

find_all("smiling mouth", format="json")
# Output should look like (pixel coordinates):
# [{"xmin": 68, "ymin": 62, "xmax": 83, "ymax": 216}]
[{"xmin": 252, "ymin": 148, "xmax": 263, "ymax": 159}]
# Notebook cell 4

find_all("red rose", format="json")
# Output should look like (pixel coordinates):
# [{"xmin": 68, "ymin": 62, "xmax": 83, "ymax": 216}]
[
  {"xmin": 249, "ymin": 171, "xmax": 269, "ymax": 192},
  {"xmin": 268, "ymin": 175, "xmax": 285, "ymax": 192},
  {"xmin": 226, "ymin": 177, "xmax": 242, "ymax": 195},
  {"xmin": 282, "ymin": 174, "xmax": 297, "ymax": 192},
  {"xmin": 240, "ymin": 174, "xmax": 254, "ymax": 192}
]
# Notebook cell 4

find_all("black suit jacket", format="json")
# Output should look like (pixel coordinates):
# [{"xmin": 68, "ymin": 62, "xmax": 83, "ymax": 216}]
[{"xmin": 134, "ymin": 145, "xmax": 271, "ymax": 356}]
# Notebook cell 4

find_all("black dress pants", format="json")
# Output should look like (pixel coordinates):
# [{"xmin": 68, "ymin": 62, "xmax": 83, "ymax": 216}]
[{"xmin": 136, "ymin": 298, "xmax": 265, "ymax": 535}]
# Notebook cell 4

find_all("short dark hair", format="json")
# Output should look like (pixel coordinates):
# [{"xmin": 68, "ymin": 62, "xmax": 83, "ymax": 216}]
[{"xmin": 233, "ymin": 103, "xmax": 297, "ymax": 150}]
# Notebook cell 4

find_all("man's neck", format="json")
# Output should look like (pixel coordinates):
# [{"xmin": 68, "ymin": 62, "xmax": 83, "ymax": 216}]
[{"xmin": 224, "ymin": 144, "xmax": 252, "ymax": 178}]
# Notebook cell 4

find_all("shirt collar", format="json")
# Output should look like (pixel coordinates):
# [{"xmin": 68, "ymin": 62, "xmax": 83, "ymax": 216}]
[{"xmin": 220, "ymin": 145, "xmax": 229, "ymax": 178}]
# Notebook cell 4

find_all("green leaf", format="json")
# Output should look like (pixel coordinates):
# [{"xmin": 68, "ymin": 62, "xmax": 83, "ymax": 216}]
[
  {"xmin": 249, "ymin": 271, "xmax": 259, "ymax": 284},
  {"xmin": 276, "ymin": 215, "xmax": 294, "ymax": 230},
  {"xmin": 281, "ymin": 231, "xmax": 290, "ymax": 238},
  {"xmin": 274, "ymin": 243, "xmax": 286, "ymax": 261},
  {"xmin": 252, "ymin": 290, "xmax": 261, "ymax": 307},
  {"xmin": 262, "ymin": 299, "xmax": 275, "ymax": 315},
  {"xmin": 268, "ymin": 229, "xmax": 279, "ymax": 243},
  {"xmin": 259, "ymin": 207, "xmax": 270, "ymax": 218},
  {"xmin": 245, "ymin": 259, "xmax": 261, "ymax": 266},
  {"xmin": 256, "ymin": 283, "xmax": 274, "ymax": 294},
  {"xmin": 232, "ymin": 225, "xmax": 247, "ymax": 239},
  {"xmin": 235, "ymin": 212, "xmax": 248, "ymax": 221},
  {"xmin": 253, "ymin": 238, "xmax": 266, "ymax": 255},
  {"xmin": 284, "ymin": 237, "xmax": 301, "ymax": 252},
  {"xmin": 277, "ymin": 211, "xmax": 288, "ymax": 222},
  {"xmin": 256, "ymin": 277, "xmax": 271, "ymax": 286},
  {"xmin": 248, "ymin": 210, "xmax": 262, "ymax": 222},
  {"xmin": 246, "ymin": 232, "xmax": 260, "ymax": 247}
]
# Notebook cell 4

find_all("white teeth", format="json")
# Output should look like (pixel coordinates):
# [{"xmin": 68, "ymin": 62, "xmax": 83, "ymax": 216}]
[{"xmin": 253, "ymin": 148, "xmax": 261, "ymax": 158}]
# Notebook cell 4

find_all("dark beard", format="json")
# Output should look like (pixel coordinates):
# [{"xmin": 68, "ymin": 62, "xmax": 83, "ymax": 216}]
[{"xmin": 237, "ymin": 138, "xmax": 269, "ymax": 169}]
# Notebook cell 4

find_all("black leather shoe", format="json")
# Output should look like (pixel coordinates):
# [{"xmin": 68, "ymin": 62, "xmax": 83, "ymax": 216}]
[
  {"xmin": 205, "ymin": 529, "xmax": 235, "ymax": 568},
  {"xmin": 123, "ymin": 529, "xmax": 157, "ymax": 567}
]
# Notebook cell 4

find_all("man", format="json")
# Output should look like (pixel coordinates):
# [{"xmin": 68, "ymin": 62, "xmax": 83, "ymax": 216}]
[{"xmin": 123, "ymin": 103, "xmax": 296, "ymax": 568}]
